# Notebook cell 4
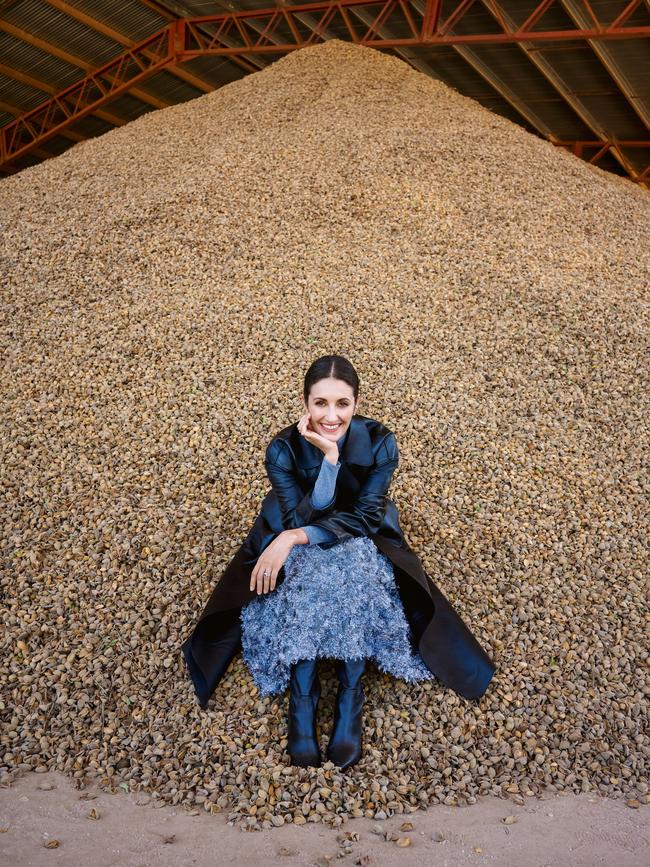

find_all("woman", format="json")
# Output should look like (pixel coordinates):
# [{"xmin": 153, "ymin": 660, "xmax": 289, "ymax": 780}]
[{"xmin": 181, "ymin": 355, "xmax": 496, "ymax": 769}]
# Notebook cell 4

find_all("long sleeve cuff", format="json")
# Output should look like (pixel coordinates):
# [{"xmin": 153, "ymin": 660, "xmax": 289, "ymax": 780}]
[
  {"xmin": 309, "ymin": 456, "xmax": 340, "ymax": 510},
  {"xmin": 303, "ymin": 524, "xmax": 339, "ymax": 545}
]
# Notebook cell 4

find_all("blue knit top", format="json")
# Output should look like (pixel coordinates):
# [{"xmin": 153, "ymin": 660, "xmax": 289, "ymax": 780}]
[{"xmin": 301, "ymin": 423, "xmax": 350, "ymax": 546}]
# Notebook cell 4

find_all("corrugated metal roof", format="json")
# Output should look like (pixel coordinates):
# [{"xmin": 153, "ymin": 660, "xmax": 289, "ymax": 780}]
[
  {"xmin": 137, "ymin": 67, "xmax": 206, "ymax": 103},
  {"xmin": 66, "ymin": 113, "xmax": 113, "ymax": 136},
  {"xmin": 0, "ymin": 30, "xmax": 85, "ymax": 90},
  {"xmin": 4, "ymin": 0, "xmax": 126, "ymax": 65},
  {"xmin": 63, "ymin": 0, "xmax": 167, "ymax": 40},
  {"xmin": 0, "ymin": 68, "xmax": 45, "ymax": 111},
  {"xmin": 0, "ymin": 0, "xmax": 648, "ymax": 182}
]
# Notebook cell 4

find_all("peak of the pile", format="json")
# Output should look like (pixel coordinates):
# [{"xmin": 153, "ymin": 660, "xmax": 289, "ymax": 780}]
[
  {"xmin": 2, "ymin": 35, "xmax": 647, "ymax": 211},
  {"xmin": 1, "ymin": 32, "xmax": 648, "ymax": 280}
]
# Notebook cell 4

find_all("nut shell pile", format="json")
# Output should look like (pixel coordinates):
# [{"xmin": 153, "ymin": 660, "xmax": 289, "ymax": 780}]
[{"xmin": 1, "ymin": 39, "xmax": 648, "ymax": 829}]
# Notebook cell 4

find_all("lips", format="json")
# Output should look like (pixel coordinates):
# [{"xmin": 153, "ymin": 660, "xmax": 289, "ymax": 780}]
[{"xmin": 320, "ymin": 422, "xmax": 341, "ymax": 432}]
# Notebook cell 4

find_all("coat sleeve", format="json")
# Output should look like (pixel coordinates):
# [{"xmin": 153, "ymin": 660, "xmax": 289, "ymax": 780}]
[
  {"xmin": 305, "ymin": 432, "xmax": 399, "ymax": 544},
  {"xmin": 264, "ymin": 439, "xmax": 336, "ymax": 530}
]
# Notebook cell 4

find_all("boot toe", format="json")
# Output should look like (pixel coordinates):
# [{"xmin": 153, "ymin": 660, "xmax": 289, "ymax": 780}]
[
  {"xmin": 327, "ymin": 662, "xmax": 366, "ymax": 770},
  {"xmin": 289, "ymin": 746, "xmax": 322, "ymax": 767},
  {"xmin": 326, "ymin": 742, "xmax": 361, "ymax": 769}
]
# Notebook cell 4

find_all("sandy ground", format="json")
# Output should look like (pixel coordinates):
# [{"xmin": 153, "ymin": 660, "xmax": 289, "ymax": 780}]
[{"xmin": 1, "ymin": 770, "xmax": 647, "ymax": 867}]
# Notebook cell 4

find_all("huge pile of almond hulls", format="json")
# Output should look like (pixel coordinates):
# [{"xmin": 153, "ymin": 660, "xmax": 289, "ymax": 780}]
[{"xmin": 1, "ymin": 39, "xmax": 648, "ymax": 828}]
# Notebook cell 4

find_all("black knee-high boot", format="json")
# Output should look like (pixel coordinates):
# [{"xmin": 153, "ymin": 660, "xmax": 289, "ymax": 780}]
[
  {"xmin": 287, "ymin": 658, "xmax": 322, "ymax": 767},
  {"xmin": 326, "ymin": 657, "xmax": 366, "ymax": 770}
]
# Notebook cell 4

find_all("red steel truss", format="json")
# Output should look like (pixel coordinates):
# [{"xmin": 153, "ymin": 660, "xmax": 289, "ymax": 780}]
[
  {"xmin": 552, "ymin": 141, "xmax": 650, "ymax": 185},
  {"xmin": 1, "ymin": 26, "xmax": 172, "ymax": 170},
  {"xmin": 1, "ymin": 0, "xmax": 649, "ymax": 184}
]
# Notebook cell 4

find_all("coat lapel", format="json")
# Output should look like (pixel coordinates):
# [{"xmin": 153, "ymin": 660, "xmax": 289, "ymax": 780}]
[{"xmin": 339, "ymin": 416, "xmax": 374, "ymax": 466}]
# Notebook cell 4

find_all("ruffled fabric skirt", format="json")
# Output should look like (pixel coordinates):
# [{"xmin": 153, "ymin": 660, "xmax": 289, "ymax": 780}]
[{"xmin": 240, "ymin": 535, "xmax": 435, "ymax": 696}]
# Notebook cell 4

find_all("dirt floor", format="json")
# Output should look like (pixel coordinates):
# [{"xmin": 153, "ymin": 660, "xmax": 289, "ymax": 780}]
[{"xmin": 1, "ymin": 769, "xmax": 647, "ymax": 866}]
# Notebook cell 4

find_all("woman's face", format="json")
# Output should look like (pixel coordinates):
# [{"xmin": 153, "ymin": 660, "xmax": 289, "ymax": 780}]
[{"xmin": 304, "ymin": 377, "xmax": 358, "ymax": 443}]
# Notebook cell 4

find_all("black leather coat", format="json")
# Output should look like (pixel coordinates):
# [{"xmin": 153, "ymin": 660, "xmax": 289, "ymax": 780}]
[{"xmin": 181, "ymin": 415, "xmax": 496, "ymax": 706}]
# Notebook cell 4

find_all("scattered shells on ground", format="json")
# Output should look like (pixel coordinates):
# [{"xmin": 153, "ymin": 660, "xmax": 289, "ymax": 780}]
[{"xmin": 1, "ymin": 39, "xmax": 648, "ymax": 830}]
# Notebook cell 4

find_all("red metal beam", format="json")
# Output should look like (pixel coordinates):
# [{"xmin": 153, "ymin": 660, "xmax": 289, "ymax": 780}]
[
  {"xmin": 553, "ymin": 140, "xmax": 650, "ymax": 150},
  {"xmin": 2, "ymin": 1, "xmax": 650, "ymax": 177},
  {"xmin": 0, "ymin": 28, "xmax": 172, "ymax": 166},
  {"xmin": 421, "ymin": 0, "xmax": 443, "ymax": 39},
  {"xmin": 609, "ymin": 0, "xmax": 644, "ymax": 30},
  {"xmin": 552, "ymin": 140, "xmax": 650, "ymax": 187},
  {"xmin": 172, "ymin": 1, "xmax": 650, "ymax": 58}
]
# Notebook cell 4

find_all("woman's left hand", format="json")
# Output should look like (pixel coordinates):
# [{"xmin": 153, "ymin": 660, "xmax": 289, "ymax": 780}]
[{"xmin": 250, "ymin": 531, "xmax": 294, "ymax": 595}]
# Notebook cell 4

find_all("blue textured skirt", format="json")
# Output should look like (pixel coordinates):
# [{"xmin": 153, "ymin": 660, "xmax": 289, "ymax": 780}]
[{"xmin": 240, "ymin": 535, "xmax": 435, "ymax": 696}]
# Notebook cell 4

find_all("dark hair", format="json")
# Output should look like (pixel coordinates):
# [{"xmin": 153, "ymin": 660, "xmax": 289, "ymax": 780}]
[{"xmin": 303, "ymin": 355, "xmax": 360, "ymax": 404}]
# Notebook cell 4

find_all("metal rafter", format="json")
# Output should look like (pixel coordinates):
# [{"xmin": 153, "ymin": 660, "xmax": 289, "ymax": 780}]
[
  {"xmin": 558, "ymin": 0, "xmax": 650, "ymax": 133},
  {"xmin": 414, "ymin": 0, "xmax": 557, "ymax": 138},
  {"xmin": 285, "ymin": 3, "xmax": 444, "ymax": 82},
  {"xmin": 0, "ymin": 59, "xmax": 128, "ymax": 128},
  {"xmin": 0, "ymin": 18, "xmax": 172, "ymax": 111},
  {"xmin": 42, "ymin": 0, "xmax": 214, "ymax": 92},
  {"xmin": 478, "ymin": 0, "xmax": 647, "ymax": 182},
  {"xmin": 348, "ymin": 0, "xmax": 559, "ymax": 136},
  {"xmin": 170, "ymin": 0, "xmax": 650, "ymax": 53},
  {"xmin": 346, "ymin": 3, "xmax": 453, "ymax": 80},
  {"xmin": 553, "ymin": 139, "xmax": 650, "ymax": 188},
  {"xmin": 137, "ymin": 0, "xmax": 262, "ymax": 74},
  {"xmin": 0, "ymin": 96, "xmax": 85, "ymax": 144},
  {"xmin": 0, "ymin": 0, "xmax": 273, "ymax": 172}
]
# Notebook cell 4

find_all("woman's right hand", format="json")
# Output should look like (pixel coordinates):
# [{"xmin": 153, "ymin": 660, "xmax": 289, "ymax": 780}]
[
  {"xmin": 297, "ymin": 412, "xmax": 338, "ymax": 460},
  {"xmin": 250, "ymin": 531, "xmax": 295, "ymax": 594}
]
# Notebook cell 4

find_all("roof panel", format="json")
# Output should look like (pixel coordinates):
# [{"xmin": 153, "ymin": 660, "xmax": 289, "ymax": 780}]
[
  {"xmin": 470, "ymin": 93, "xmax": 541, "ymax": 133},
  {"xmin": 4, "ymin": 0, "xmax": 124, "ymax": 65},
  {"xmin": 532, "ymin": 39, "xmax": 649, "ymax": 137},
  {"xmin": 179, "ymin": 54, "xmax": 248, "ymax": 89},
  {"xmin": 589, "ymin": 0, "xmax": 650, "ymax": 27},
  {"xmin": 140, "ymin": 67, "xmax": 209, "ymax": 104},
  {"xmin": 100, "ymin": 91, "xmax": 157, "ymax": 122},
  {"xmin": 498, "ymin": 0, "xmax": 650, "ymax": 29},
  {"xmin": 458, "ymin": 43, "xmax": 595, "ymax": 138},
  {"xmin": 66, "ymin": 114, "xmax": 114, "ymax": 137},
  {"xmin": 0, "ymin": 31, "xmax": 85, "ymax": 91},
  {"xmin": 51, "ymin": 0, "xmax": 167, "ymax": 41},
  {"xmin": 39, "ymin": 133, "xmax": 71, "ymax": 155},
  {"xmin": 0, "ymin": 70, "xmax": 45, "ymax": 110},
  {"xmin": 589, "ymin": 37, "xmax": 650, "ymax": 103},
  {"xmin": 623, "ymin": 146, "xmax": 650, "ymax": 173}
]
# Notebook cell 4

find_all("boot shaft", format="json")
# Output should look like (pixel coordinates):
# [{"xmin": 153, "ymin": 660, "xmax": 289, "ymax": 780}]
[
  {"xmin": 287, "ymin": 658, "xmax": 322, "ymax": 768},
  {"xmin": 290, "ymin": 657, "xmax": 321, "ymax": 697},
  {"xmin": 333, "ymin": 656, "xmax": 366, "ymax": 690}
]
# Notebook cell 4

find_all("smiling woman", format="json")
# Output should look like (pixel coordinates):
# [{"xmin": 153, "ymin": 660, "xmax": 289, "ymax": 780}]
[{"xmin": 181, "ymin": 354, "xmax": 496, "ymax": 770}]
